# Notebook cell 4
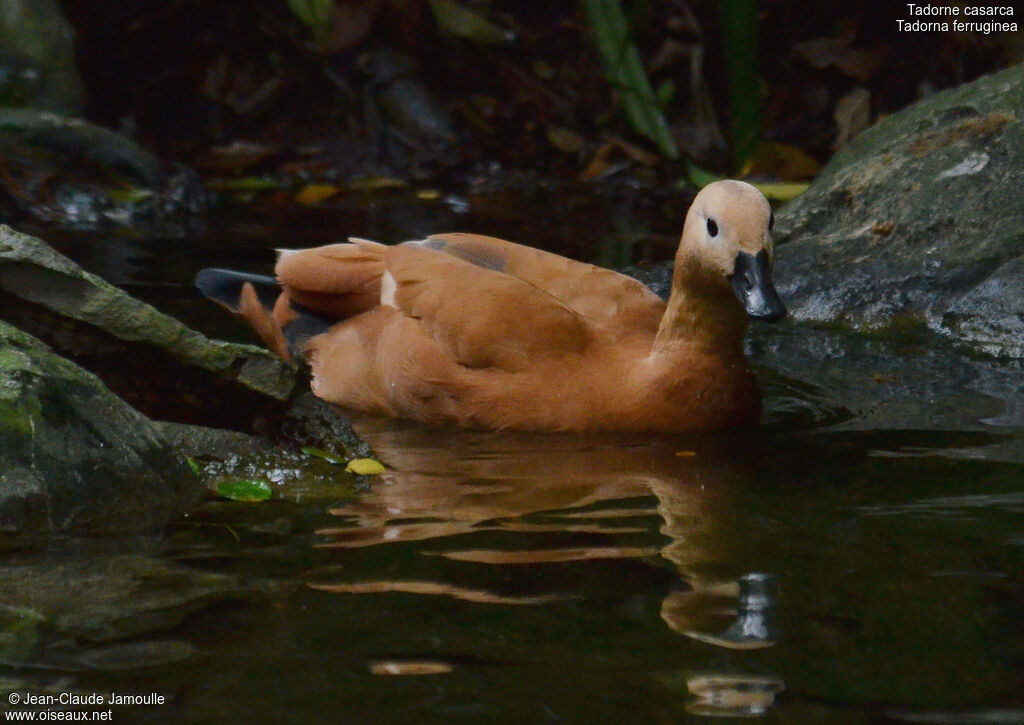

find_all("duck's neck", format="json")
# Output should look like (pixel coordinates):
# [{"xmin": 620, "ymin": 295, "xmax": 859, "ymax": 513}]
[{"xmin": 653, "ymin": 263, "xmax": 748, "ymax": 359}]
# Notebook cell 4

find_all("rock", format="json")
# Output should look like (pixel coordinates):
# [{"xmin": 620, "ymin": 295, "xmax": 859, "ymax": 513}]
[
  {"xmin": 0, "ymin": 109, "xmax": 206, "ymax": 228},
  {"xmin": 280, "ymin": 392, "xmax": 375, "ymax": 461},
  {"xmin": 772, "ymin": 62, "xmax": 1024, "ymax": 358},
  {"xmin": 0, "ymin": 320, "xmax": 203, "ymax": 534},
  {"xmin": 941, "ymin": 256, "xmax": 1024, "ymax": 359},
  {"xmin": 0, "ymin": 224, "xmax": 300, "ymax": 426},
  {"xmin": 750, "ymin": 324, "xmax": 1024, "ymax": 438},
  {"xmin": 0, "ymin": 541, "xmax": 285, "ymax": 656},
  {"xmin": 0, "ymin": 227, "xmax": 374, "ymax": 534},
  {"xmin": 0, "ymin": 0, "xmax": 85, "ymax": 113}
]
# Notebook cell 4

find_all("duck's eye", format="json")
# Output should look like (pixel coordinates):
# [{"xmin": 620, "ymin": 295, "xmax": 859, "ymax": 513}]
[
  {"xmin": 706, "ymin": 218, "xmax": 719, "ymax": 237},
  {"xmin": 769, "ymin": 212, "xmax": 775, "ymax": 231}
]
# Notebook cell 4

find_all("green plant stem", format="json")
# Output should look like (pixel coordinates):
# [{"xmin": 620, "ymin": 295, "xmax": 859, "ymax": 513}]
[
  {"xmin": 583, "ymin": 0, "xmax": 679, "ymax": 159},
  {"xmin": 720, "ymin": 0, "xmax": 763, "ymax": 170}
]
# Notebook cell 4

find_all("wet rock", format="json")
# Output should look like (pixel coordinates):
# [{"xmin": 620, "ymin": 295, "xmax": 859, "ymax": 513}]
[
  {"xmin": 0, "ymin": 227, "xmax": 373, "ymax": 532},
  {"xmin": 0, "ymin": 109, "xmax": 206, "ymax": 228},
  {"xmin": 157, "ymin": 421, "xmax": 271, "ymax": 462},
  {"xmin": 0, "ymin": 320, "xmax": 202, "ymax": 534},
  {"xmin": 941, "ymin": 256, "xmax": 1024, "ymax": 359},
  {"xmin": 750, "ymin": 324, "xmax": 1024, "ymax": 440},
  {"xmin": 0, "ymin": 541, "xmax": 284, "ymax": 649},
  {"xmin": 0, "ymin": 225, "xmax": 299, "ymax": 425},
  {"xmin": 771, "ymin": 62, "xmax": 1024, "ymax": 358},
  {"xmin": 0, "ymin": 0, "xmax": 85, "ymax": 113},
  {"xmin": 281, "ymin": 392, "xmax": 375, "ymax": 461}
]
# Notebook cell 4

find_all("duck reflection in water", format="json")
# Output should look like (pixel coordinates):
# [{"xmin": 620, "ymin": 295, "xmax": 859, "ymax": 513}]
[{"xmin": 307, "ymin": 417, "xmax": 784, "ymax": 714}]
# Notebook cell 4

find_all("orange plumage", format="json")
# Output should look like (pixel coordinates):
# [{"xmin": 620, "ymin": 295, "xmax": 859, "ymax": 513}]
[{"xmin": 197, "ymin": 180, "xmax": 785, "ymax": 432}]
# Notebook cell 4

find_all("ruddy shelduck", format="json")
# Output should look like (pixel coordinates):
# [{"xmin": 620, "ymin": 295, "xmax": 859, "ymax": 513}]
[{"xmin": 196, "ymin": 180, "xmax": 785, "ymax": 432}]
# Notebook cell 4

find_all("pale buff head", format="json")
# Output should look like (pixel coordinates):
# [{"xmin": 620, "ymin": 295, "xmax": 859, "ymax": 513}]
[{"xmin": 677, "ymin": 180, "xmax": 785, "ymax": 322}]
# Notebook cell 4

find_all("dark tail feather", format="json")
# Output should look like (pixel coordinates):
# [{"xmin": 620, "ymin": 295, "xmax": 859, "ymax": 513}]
[
  {"xmin": 282, "ymin": 302, "xmax": 332, "ymax": 359},
  {"xmin": 195, "ymin": 267, "xmax": 332, "ymax": 360},
  {"xmin": 195, "ymin": 268, "xmax": 279, "ymax": 312}
]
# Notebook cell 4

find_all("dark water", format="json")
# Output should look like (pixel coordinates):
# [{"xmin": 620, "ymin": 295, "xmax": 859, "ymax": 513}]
[{"xmin": 5, "ymin": 194, "xmax": 1024, "ymax": 723}]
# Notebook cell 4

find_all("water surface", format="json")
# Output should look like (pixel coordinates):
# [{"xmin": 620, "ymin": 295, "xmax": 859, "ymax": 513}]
[{"xmin": 5, "ymin": 195, "xmax": 1024, "ymax": 723}]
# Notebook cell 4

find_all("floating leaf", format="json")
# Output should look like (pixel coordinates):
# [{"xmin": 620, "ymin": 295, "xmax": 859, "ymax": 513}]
[
  {"xmin": 302, "ymin": 446, "xmax": 346, "ymax": 465},
  {"xmin": 295, "ymin": 184, "xmax": 340, "ymax": 205},
  {"xmin": 215, "ymin": 478, "xmax": 273, "ymax": 502},
  {"xmin": 345, "ymin": 458, "xmax": 386, "ymax": 475},
  {"xmin": 185, "ymin": 456, "xmax": 201, "ymax": 475},
  {"xmin": 428, "ymin": 0, "xmax": 514, "ymax": 45}
]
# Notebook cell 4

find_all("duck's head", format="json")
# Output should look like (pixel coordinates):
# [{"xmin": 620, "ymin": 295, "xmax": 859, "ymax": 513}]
[{"xmin": 678, "ymin": 180, "xmax": 786, "ymax": 323}]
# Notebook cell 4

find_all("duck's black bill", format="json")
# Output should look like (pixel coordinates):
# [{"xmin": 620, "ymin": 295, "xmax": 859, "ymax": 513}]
[{"xmin": 730, "ymin": 250, "xmax": 786, "ymax": 323}]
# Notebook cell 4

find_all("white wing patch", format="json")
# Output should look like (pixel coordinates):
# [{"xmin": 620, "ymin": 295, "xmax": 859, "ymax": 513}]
[{"xmin": 381, "ymin": 270, "xmax": 397, "ymax": 308}]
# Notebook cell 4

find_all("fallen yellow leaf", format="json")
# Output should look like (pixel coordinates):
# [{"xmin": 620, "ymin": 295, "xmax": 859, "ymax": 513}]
[
  {"xmin": 345, "ymin": 458, "xmax": 386, "ymax": 475},
  {"xmin": 296, "ymin": 184, "xmax": 340, "ymax": 205}
]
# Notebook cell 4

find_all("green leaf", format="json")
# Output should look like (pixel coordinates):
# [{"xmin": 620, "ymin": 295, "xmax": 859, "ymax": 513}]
[
  {"xmin": 681, "ymin": 161, "xmax": 724, "ymax": 189},
  {"xmin": 185, "ymin": 456, "xmax": 201, "ymax": 476},
  {"xmin": 287, "ymin": 0, "xmax": 335, "ymax": 38},
  {"xmin": 428, "ymin": 0, "xmax": 514, "ymax": 44},
  {"xmin": 679, "ymin": 162, "xmax": 808, "ymax": 202},
  {"xmin": 720, "ymin": 0, "xmax": 763, "ymax": 170},
  {"xmin": 583, "ymin": 0, "xmax": 678, "ymax": 159},
  {"xmin": 301, "ymin": 446, "xmax": 346, "ymax": 465},
  {"xmin": 215, "ymin": 478, "xmax": 273, "ymax": 502},
  {"xmin": 345, "ymin": 458, "xmax": 386, "ymax": 475},
  {"xmin": 746, "ymin": 181, "xmax": 809, "ymax": 202}
]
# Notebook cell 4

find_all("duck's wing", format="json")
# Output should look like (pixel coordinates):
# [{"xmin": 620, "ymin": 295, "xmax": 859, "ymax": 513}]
[
  {"xmin": 275, "ymin": 238, "xmax": 387, "ymax": 318},
  {"xmin": 382, "ymin": 242, "xmax": 590, "ymax": 372},
  {"xmin": 240, "ymin": 233, "xmax": 659, "ymax": 373},
  {"xmin": 422, "ymin": 233, "xmax": 665, "ymax": 334}
]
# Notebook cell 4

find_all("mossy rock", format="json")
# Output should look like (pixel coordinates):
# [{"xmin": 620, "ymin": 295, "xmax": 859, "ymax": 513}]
[
  {"xmin": 773, "ymin": 62, "xmax": 1024, "ymax": 358},
  {"xmin": 0, "ymin": 321, "xmax": 203, "ymax": 534},
  {"xmin": 0, "ymin": 224, "xmax": 300, "ymax": 425}
]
